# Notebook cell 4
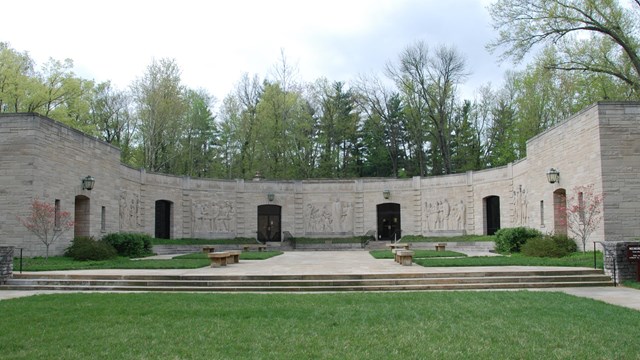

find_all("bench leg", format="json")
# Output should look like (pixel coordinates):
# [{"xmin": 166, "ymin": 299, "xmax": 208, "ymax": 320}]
[{"xmin": 210, "ymin": 257, "xmax": 227, "ymax": 268}]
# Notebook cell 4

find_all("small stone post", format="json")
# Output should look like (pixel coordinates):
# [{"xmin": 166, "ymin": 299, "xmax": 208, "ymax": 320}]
[{"xmin": 0, "ymin": 246, "xmax": 14, "ymax": 284}]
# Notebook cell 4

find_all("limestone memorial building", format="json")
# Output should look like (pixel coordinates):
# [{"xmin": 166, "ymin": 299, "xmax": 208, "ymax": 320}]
[{"xmin": 1, "ymin": 102, "xmax": 639, "ymax": 257}]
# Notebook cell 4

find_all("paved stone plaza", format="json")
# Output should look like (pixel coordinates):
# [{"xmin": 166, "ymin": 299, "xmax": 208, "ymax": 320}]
[{"xmin": 1, "ymin": 251, "xmax": 639, "ymax": 311}]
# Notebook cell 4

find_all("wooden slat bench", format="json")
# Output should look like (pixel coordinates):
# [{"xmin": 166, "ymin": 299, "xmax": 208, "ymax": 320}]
[{"xmin": 435, "ymin": 243, "xmax": 446, "ymax": 251}]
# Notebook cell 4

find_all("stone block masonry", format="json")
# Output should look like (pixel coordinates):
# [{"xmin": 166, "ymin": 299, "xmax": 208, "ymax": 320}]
[
  {"xmin": 0, "ymin": 246, "xmax": 14, "ymax": 283},
  {"xmin": 602, "ymin": 242, "xmax": 640, "ymax": 284}
]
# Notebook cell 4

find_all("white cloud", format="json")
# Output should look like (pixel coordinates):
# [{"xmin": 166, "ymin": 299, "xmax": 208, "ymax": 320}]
[{"xmin": 1, "ymin": 0, "xmax": 505, "ymax": 103}]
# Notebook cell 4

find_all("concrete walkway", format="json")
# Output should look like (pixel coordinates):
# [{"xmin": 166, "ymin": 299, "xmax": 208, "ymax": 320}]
[{"xmin": 2, "ymin": 251, "xmax": 640, "ymax": 311}]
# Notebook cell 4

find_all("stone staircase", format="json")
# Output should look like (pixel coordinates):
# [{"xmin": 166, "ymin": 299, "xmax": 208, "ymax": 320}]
[{"xmin": 1, "ymin": 268, "xmax": 613, "ymax": 293}]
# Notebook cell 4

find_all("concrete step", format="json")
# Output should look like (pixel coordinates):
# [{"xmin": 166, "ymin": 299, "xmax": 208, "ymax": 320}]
[{"xmin": 2, "ymin": 269, "xmax": 613, "ymax": 292}]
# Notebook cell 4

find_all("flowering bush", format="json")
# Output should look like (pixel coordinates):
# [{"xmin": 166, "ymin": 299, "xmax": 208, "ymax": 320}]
[
  {"xmin": 18, "ymin": 198, "xmax": 74, "ymax": 259},
  {"xmin": 565, "ymin": 185, "xmax": 603, "ymax": 251}
]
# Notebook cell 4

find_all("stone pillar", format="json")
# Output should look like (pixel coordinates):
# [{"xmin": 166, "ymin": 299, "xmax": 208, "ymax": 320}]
[
  {"xmin": 0, "ymin": 246, "xmax": 14, "ymax": 284},
  {"xmin": 602, "ymin": 242, "xmax": 640, "ymax": 284}
]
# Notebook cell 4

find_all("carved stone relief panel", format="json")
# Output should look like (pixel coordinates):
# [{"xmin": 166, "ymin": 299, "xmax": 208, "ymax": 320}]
[
  {"xmin": 305, "ymin": 199, "xmax": 353, "ymax": 234},
  {"xmin": 192, "ymin": 200, "xmax": 236, "ymax": 233},
  {"xmin": 424, "ymin": 198, "xmax": 466, "ymax": 231},
  {"xmin": 119, "ymin": 192, "xmax": 141, "ymax": 231},
  {"xmin": 512, "ymin": 185, "xmax": 528, "ymax": 226}
]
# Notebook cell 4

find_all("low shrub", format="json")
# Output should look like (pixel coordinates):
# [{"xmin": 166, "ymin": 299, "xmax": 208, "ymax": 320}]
[
  {"xmin": 65, "ymin": 237, "xmax": 117, "ymax": 261},
  {"xmin": 494, "ymin": 227, "xmax": 542, "ymax": 253},
  {"xmin": 521, "ymin": 234, "xmax": 578, "ymax": 258},
  {"xmin": 102, "ymin": 232, "xmax": 153, "ymax": 258}
]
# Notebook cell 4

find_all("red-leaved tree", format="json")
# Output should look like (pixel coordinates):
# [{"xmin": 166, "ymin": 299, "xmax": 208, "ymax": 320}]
[
  {"xmin": 565, "ymin": 185, "xmax": 604, "ymax": 252},
  {"xmin": 18, "ymin": 198, "xmax": 74, "ymax": 259}
]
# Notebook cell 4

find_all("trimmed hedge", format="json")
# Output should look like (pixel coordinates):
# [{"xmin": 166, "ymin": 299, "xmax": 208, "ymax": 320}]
[
  {"xmin": 521, "ymin": 234, "xmax": 578, "ymax": 258},
  {"xmin": 102, "ymin": 232, "xmax": 154, "ymax": 258},
  {"xmin": 494, "ymin": 227, "xmax": 543, "ymax": 253},
  {"xmin": 65, "ymin": 237, "xmax": 117, "ymax": 261}
]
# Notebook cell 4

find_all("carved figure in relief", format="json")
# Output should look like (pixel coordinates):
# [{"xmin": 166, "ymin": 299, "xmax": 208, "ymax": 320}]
[
  {"xmin": 339, "ymin": 201, "xmax": 353, "ymax": 232},
  {"xmin": 425, "ymin": 198, "xmax": 461, "ymax": 231},
  {"xmin": 307, "ymin": 204, "xmax": 320, "ymax": 232},
  {"xmin": 119, "ymin": 192, "xmax": 141, "ymax": 230},
  {"xmin": 191, "ymin": 200, "xmax": 235, "ymax": 233},
  {"xmin": 512, "ymin": 185, "xmax": 528, "ymax": 225},
  {"xmin": 452, "ymin": 200, "xmax": 466, "ymax": 230},
  {"xmin": 306, "ymin": 200, "xmax": 353, "ymax": 233}
]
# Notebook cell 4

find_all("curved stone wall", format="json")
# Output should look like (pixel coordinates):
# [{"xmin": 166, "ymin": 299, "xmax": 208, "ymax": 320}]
[{"xmin": 2, "ymin": 102, "xmax": 639, "ymax": 256}]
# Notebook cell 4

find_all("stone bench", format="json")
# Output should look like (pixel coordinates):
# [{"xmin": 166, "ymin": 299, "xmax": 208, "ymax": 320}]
[
  {"xmin": 242, "ymin": 244, "xmax": 267, "ymax": 252},
  {"xmin": 395, "ymin": 250, "xmax": 414, "ymax": 266},
  {"xmin": 202, "ymin": 246, "xmax": 216, "ymax": 253},
  {"xmin": 207, "ymin": 252, "xmax": 232, "ymax": 267},
  {"xmin": 226, "ymin": 250, "xmax": 242, "ymax": 264},
  {"xmin": 435, "ymin": 243, "xmax": 446, "ymax": 252},
  {"xmin": 387, "ymin": 243, "xmax": 410, "ymax": 251}
]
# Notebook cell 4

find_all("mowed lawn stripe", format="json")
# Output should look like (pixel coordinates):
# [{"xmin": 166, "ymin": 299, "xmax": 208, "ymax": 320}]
[{"xmin": 1, "ymin": 291, "xmax": 638, "ymax": 359}]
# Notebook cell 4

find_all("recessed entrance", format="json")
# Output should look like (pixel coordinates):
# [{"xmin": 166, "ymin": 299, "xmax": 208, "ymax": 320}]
[
  {"xmin": 74, "ymin": 195, "xmax": 90, "ymax": 238},
  {"xmin": 257, "ymin": 205, "xmax": 281, "ymax": 242},
  {"xmin": 377, "ymin": 203, "xmax": 401, "ymax": 241},
  {"xmin": 155, "ymin": 200, "xmax": 172, "ymax": 239},
  {"xmin": 484, "ymin": 196, "xmax": 501, "ymax": 235},
  {"xmin": 553, "ymin": 189, "xmax": 567, "ymax": 235}
]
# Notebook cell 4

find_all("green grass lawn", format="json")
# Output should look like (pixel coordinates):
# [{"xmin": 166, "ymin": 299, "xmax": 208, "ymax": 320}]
[
  {"xmin": 13, "ymin": 251, "xmax": 283, "ymax": 271},
  {"xmin": 369, "ymin": 249, "xmax": 467, "ymax": 259},
  {"xmin": 401, "ymin": 234, "xmax": 495, "ymax": 242},
  {"xmin": 623, "ymin": 280, "xmax": 640, "ymax": 290},
  {"xmin": 151, "ymin": 237, "xmax": 258, "ymax": 245},
  {"xmin": 413, "ymin": 252, "xmax": 603, "ymax": 268},
  {"xmin": 0, "ymin": 292, "xmax": 638, "ymax": 359}
]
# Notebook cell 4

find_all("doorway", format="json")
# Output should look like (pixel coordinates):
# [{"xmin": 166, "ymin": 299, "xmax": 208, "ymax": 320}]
[
  {"xmin": 74, "ymin": 195, "xmax": 90, "ymax": 238},
  {"xmin": 377, "ymin": 203, "xmax": 401, "ymax": 241},
  {"xmin": 485, "ymin": 196, "xmax": 501, "ymax": 235},
  {"xmin": 257, "ymin": 205, "xmax": 281, "ymax": 242},
  {"xmin": 155, "ymin": 200, "xmax": 172, "ymax": 239},
  {"xmin": 553, "ymin": 189, "xmax": 567, "ymax": 235}
]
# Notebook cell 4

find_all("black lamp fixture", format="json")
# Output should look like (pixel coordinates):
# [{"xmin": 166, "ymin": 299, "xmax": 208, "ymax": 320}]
[
  {"xmin": 383, "ymin": 189, "xmax": 391, "ymax": 199},
  {"xmin": 546, "ymin": 168, "xmax": 560, "ymax": 184},
  {"xmin": 267, "ymin": 193, "xmax": 275, "ymax": 202},
  {"xmin": 82, "ymin": 175, "xmax": 95, "ymax": 190}
]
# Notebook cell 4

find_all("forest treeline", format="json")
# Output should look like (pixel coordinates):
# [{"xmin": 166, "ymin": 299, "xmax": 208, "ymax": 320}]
[{"xmin": 2, "ymin": 0, "xmax": 640, "ymax": 180}]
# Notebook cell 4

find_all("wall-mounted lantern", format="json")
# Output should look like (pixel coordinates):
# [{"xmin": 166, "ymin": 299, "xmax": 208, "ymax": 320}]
[
  {"xmin": 82, "ymin": 175, "xmax": 95, "ymax": 190},
  {"xmin": 383, "ymin": 189, "xmax": 391, "ymax": 199},
  {"xmin": 267, "ymin": 193, "xmax": 275, "ymax": 202},
  {"xmin": 546, "ymin": 168, "xmax": 560, "ymax": 184}
]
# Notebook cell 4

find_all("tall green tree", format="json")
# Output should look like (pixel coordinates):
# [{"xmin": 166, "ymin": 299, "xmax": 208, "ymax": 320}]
[
  {"xmin": 355, "ymin": 74, "xmax": 406, "ymax": 177},
  {"xmin": 0, "ymin": 43, "xmax": 36, "ymax": 113},
  {"xmin": 131, "ymin": 58, "xmax": 186, "ymax": 173},
  {"xmin": 489, "ymin": 0, "xmax": 640, "ymax": 97},
  {"xmin": 89, "ymin": 81, "xmax": 135, "ymax": 163},
  {"xmin": 179, "ymin": 89, "xmax": 217, "ymax": 177},
  {"xmin": 316, "ymin": 81, "xmax": 360, "ymax": 178},
  {"xmin": 388, "ymin": 42, "xmax": 468, "ymax": 175}
]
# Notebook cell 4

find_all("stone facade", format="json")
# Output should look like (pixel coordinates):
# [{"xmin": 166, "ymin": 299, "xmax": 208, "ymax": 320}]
[
  {"xmin": 1, "ymin": 102, "xmax": 640, "ymax": 257},
  {"xmin": 602, "ymin": 242, "xmax": 640, "ymax": 283},
  {"xmin": 0, "ymin": 246, "xmax": 13, "ymax": 283}
]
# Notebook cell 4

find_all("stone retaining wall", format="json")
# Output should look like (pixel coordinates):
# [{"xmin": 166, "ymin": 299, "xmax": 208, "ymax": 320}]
[
  {"xmin": 602, "ymin": 242, "xmax": 640, "ymax": 283},
  {"xmin": 0, "ymin": 246, "xmax": 14, "ymax": 283}
]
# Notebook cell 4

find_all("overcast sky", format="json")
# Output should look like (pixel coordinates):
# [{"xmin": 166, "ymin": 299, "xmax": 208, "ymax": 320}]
[{"xmin": 1, "ymin": 0, "xmax": 505, "ymax": 105}]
